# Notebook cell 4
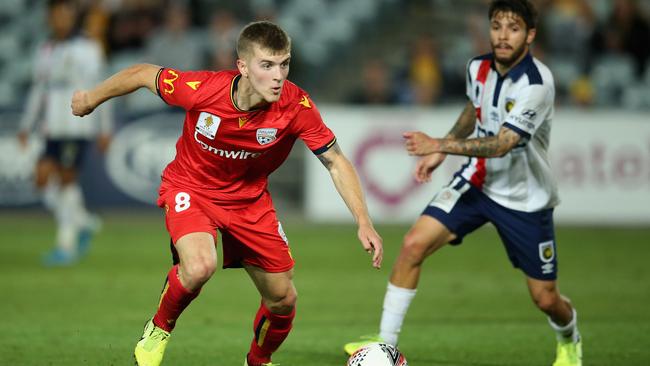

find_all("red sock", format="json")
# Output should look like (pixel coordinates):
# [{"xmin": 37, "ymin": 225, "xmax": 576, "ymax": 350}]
[
  {"xmin": 152, "ymin": 265, "xmax": 200, "ymax": 332},
  {"xmin": 248, "ymin": 302, "xmax": 295, "ymax": 365}
]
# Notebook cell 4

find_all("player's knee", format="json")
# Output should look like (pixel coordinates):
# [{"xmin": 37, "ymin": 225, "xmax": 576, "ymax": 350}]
[
  {"xmin": 401, "ymin": 233, "xmax": 431, "ymax": 265},
  {"xmin": 266, "ymin": 288, "xmax": 297, "ymax": 315},
  {"xmin": 34, "ymin": 160, "xmax": 58, "ymax": 188},
  {"xmin": 182, "ymin": 259, "xmax": 216, "ymax": 287},
  {"xmin": 35, "ymin": 168, "xmax": 52, "ymax": 188},
  {"xmin": 532, "ymin": 288, "xmax": 560, "ymax": 314},
  {"xmin": 59, "ymin": 169, "xmax": 77, "ymax": 185}
]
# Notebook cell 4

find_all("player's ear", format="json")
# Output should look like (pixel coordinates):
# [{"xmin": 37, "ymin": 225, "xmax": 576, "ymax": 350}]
[
  {"xmin": 236, "ymin": 58, "xmax": 248, "ymax": 78},
  {"xmin": 526, "ymin": 27, "xmax": 536, "ymax": 45}
]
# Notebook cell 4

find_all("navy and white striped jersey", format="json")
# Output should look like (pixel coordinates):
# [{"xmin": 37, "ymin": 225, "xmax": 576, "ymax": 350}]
[
  {"xmin": 20, "ymin": 35, "xmax": 111, "ymax": 138},
  {"xmin": 457, "ymin": 52, "xmax": 558, "ymax": 212}
]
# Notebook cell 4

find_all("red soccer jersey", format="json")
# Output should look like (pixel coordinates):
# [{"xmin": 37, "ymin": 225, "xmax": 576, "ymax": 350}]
[{"xmin": 155, "ymin": 68, "xmax": 335, "ymax": 207}]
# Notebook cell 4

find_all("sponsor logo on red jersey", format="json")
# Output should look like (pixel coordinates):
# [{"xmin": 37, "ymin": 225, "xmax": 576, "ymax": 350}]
[
  {"xmin": 299, "ymin": 95, "xmax": 311, "ymax": 108},
  {"xmin": 162, "ymin": 70, "xmax": 179, "ymax": 95},
  {"xmin": 194, "ymin": 131, "xmax": 263, "ymax": 159},
  {"xmin": 186, "ymin": 81, "xmax": 201, "ymax": 90}
]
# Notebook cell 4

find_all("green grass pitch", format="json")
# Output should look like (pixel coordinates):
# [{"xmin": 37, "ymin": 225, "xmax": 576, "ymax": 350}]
[{"xmin": 1, "ymin": 211, "xmax": 649, "ymax": 365}]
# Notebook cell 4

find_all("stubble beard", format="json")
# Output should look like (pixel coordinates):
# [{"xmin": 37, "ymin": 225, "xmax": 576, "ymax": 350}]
[{"xmin": 492, "ymin": 41, "xmax": 528, "ymax": 69}]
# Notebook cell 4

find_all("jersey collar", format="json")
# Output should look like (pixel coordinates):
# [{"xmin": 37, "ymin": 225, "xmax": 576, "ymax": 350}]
[
  {"xmin": 491, "ymin": 52, "xmax": 534, "ymax": 82},
  {"xmin": 229, "ymin": 74, "xmax": 269, "ymax": 113},
  {"xmin": 505, "ymin": 52, "xmax": 534, "ymax": 82},
  {"xmin": 229, "ymin": 74, "xmax": 247, "ymax": 112}
]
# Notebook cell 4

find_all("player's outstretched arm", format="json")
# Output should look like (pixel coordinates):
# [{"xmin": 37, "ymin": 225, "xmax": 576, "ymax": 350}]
[
  {"xmin": 409, "ymin": 100, "xmax": 477, "ymax": 182},
  {"xmin": 404, "ymin": 126, "xmax": 521, "ymax": 158},
  {"xmin": 317, "ymin": 143, "xmax": 383, "ymax": 269},
  {"xmin": 71, "ymin": 63, "xmax": 161, "ymax": 117}
]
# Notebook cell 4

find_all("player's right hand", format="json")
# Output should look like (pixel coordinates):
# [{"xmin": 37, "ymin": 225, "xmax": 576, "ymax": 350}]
[
  {"xmin": 414, "ymin": 153, "xmax": 446, "ymax": 183},
  {"xmin": 71, "ymin": 90, "xmax": 95, "ymax": 117},
  {"xmin": 357, "ymin": 223, "xmax": 383, "ymax": 269}
]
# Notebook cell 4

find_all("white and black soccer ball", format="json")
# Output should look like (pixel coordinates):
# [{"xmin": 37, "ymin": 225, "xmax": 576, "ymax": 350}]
[{"xmin": 347, "ymin": 342, "xmax": 408, "ymax": 366}]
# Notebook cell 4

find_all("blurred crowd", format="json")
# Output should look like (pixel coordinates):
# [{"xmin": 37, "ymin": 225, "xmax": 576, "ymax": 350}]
[
  {"xmin": 348, "ymin": 0, "xmax": 650, "ymax": 108},
  {"xmin": 2, "ymin": 0, "xmax": 649, "ymax": 110},
  {"xmin": 73, "ymin": 0, "xmax": 269, "ymax": 75}
]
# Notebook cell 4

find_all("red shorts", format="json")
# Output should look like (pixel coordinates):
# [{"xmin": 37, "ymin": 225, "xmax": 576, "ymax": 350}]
[{"xmin": 157, "ymin": 186, "xmax": 294, "ymax": 273}]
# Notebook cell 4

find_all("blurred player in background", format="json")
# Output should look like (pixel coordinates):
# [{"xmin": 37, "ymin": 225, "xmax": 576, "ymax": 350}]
[
  {"xmin": 18, "ymin": 0, "xmax": 112, "ymax": 266},
  {"xmin": 71, "ymin": 21, "xmax": 383, "ymax": 366},
  {"xmin": 345, "ymin": 1, "xmax": 582, "ymax": 365}
]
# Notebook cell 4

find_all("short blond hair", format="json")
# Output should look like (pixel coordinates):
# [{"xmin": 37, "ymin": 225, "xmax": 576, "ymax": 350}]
[{"xmin": 237, "ymin": 21, "xmax": 291, "ymax": 59}]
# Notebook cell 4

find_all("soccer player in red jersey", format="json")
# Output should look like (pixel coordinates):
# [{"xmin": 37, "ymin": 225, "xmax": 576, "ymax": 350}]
[{"xmin": 71, "ymin": 21, "xmax": 383, "ymax": 366}]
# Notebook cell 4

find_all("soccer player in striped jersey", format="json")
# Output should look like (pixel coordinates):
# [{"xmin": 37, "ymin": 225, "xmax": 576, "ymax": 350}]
[
  {"xmin": 345, "ymin": 1, "xmax": 581, "ymax": 365},
  {"xmin": 72, "ymin": 21, "xmax": 383, "ymax": 366},
  {"xmin": 18, "ymin": 0, "xmax": 112, "ymax": 266}
]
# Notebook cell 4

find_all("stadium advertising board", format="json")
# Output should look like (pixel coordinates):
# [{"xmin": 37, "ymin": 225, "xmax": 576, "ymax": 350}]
[{"xmin": 306, "ymin": 107, "xmax": 650, "ymax": 225}]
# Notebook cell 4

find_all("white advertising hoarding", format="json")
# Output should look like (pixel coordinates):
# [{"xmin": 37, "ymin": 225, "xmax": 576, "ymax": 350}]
[{"xmin": 306, "ymin": 106, "xmax": 650, "ymax": 225}]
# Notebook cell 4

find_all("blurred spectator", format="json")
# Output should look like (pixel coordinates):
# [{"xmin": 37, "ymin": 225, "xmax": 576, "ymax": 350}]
[
  {"xmin": 590, "ymin": 0, "xmax": 650, "ymax": 77},
  {"xmin": 536, "ymin": 0, "xmax": 596, "ymax": 105},
  {"xmin": 541, "ymin": 0, "xmax": 595, "ymax": 71},
  {"xmin": 404, "ymin": 34, "xmax": 443, "ymax": 105},
  {"xmin": 145, "ymin": 2, "xmax": 203, "ymax": 70},
  {"xmin": 206, "ymin": 10, "xmax": 241, "ymax": 70},
  {"xmin": 107, "ymin": 2, "xmax": 156, "ymax": 53},
  {"xmin": 443, "ymin": 2, "xmax": 491, "ymax": 102},
  {"xmin": 250, "ymin": 0, "xmax": 277, "ymax": 22},
  {"xmin": 348, "ymin": 59, "xmax": 399, "ymax": 105},
  {"xmin": 83, "ymin": 0, "xmax": 111, "ymax": 55},
  {"xmin": 466, "ymin": 2, "xmax": 492, "ymax": 56},
  {"xmin": 17, "ymin": 0, "xmax": 112, "ymax": 266}
]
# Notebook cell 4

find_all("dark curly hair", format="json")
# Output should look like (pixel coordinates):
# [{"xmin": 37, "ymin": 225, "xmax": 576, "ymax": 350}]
[{"xmin": 489, "ymin": 0, "xmax": 538, "ymax": 30}]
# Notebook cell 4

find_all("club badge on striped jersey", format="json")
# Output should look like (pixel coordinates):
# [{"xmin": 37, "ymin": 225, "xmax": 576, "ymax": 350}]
[
  {"xmin": 196, "ymin": 112, "xmax": 221, "ymax": 140},
  {"xmin": 256, "ymin": 128, "xmax": 277, "ymax": 145}
]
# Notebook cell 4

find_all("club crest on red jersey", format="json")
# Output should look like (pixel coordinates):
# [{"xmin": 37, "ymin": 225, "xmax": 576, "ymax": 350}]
[{"xmin": 256, "ymin": 128, "xmax": 277, "ymax": 145}]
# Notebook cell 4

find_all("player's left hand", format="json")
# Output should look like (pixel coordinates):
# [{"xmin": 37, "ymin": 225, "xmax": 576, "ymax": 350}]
[
  {"xmin": 403, "ymin": 131, "xmax": 439, "ymax": 156},
  {"xmin": 357, "ymin": 224, "xmax": 383, "ymax": 269}
]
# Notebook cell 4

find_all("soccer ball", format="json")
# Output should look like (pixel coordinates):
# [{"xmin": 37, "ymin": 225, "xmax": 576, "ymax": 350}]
[{"xmin": 347, "ymin": 342, "xmax": 408, "ymax": 366}]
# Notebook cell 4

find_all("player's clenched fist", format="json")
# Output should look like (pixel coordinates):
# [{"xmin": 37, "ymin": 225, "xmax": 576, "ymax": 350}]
[
  {"xmin": 403, "ymin": 131, "xmax": 439, "ymax": 156},
  {"xmin": 71, "ymin": 90, "xmax": 95, "ymax": 117}
]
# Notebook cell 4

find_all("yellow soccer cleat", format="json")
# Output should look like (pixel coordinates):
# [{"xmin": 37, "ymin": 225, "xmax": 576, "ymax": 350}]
[
  {"xmin": 552, "ymin": 339, "xmax": 582, "ymax": 366},
  {"xmin": 343, "ymin": 335, "xmax": 384, "ymax": 356},
  {"xmin": 134, "ymin": 319, "xmax": 171, "ymax": 366}
]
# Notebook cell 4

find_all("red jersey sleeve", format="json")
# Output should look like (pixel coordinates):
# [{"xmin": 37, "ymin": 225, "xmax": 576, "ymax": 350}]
[
  {"xmin": 156, "ymin": 68, "xmax": 217, "ymax": 110},
  {"xmin": 291, "ymin": 96, "xmax": 336, "ymax": 154}
]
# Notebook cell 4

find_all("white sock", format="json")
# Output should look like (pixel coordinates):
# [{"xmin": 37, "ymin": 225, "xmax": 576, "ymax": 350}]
[
  {"xmin": 68, "ymin": 183, "xmax": 92, "ymax": 228},
  {"xmin": 379, "ymin": 282, "xmax": 417, "ymax": 346},
  {"xmin": 56, "ymin": 184, "xmax": 83, "ymax": 253},
  {"xmin": 41, "ymin": 178, "xmax": 61, "ymax": 213},
  {"xmin": 548, "ymin": 308, "xmax": 580, "ymax": 343}
]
